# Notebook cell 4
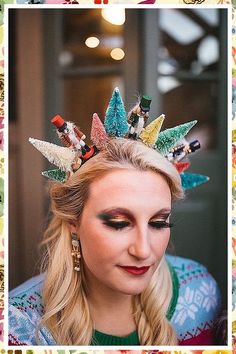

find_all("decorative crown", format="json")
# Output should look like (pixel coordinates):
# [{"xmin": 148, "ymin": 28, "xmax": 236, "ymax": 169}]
[{"xmin": 29, "ymin": 87, "xmax": 209, "ymax": 189}]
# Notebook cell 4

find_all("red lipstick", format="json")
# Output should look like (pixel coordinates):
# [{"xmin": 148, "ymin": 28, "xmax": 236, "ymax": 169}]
[{"xmin": 119, "ymin": 266, "xmax": 150, "ymax": 275}]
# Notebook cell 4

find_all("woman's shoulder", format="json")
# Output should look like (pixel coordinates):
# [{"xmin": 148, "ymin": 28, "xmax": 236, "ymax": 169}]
[
  {"xmin": 166, "ymin": 253, "xmax": 208, "ymax": 272},
  {"xmin": 166, "ymin": 254, "xmax": 221, "ymax": 345},
  {"xmin": 166, "ymin": 254, "xmax": 219, "ymax": 289},
  {"xmin": 9, "ymin": 273, "xmax": 45, "ymax": 317},
  {"xmin": 9, "ymin": 274, "xmax": 56, "ymax": 345},
  {"xmin": 10, "ymin": 273, "xmax": 44, "ymax": 299}
]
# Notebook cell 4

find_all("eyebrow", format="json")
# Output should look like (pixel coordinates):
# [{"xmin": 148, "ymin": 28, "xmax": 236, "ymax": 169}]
[
  {"xmin": 150, "ymin": 209, "xmax": 171, "ymax": 219},
  {"xmin": 97, "ymin": 207, "xmax": 171, "ymax": 221}
]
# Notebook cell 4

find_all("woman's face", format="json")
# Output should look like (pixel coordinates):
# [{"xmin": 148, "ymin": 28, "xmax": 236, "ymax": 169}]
[{"xmin": 76, "ymin": 169, "xmax": 172, "ymax": 297}]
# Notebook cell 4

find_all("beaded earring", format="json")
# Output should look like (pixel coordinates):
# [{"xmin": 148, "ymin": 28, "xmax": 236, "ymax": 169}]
[{"xmin": 71, "ymin": 233, "xmax": 81, "ymax": 272}]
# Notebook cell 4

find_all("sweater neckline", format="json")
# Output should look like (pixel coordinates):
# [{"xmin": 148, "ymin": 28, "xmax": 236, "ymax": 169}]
[{"xmin": 92, "ymin": 329, "xmax": 140, "ymax": 345}]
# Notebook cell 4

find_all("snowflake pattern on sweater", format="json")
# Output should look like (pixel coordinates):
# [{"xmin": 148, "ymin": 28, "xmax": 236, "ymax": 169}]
[{"xmin": 8, "ymin": 255, "xmax": 221, "ymax": 346}]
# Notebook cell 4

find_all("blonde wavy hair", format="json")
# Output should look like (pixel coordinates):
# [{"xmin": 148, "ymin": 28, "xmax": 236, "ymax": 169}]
[{"xmin": 40, "ymin": 137, "xmax": 184, "ymax": 345}]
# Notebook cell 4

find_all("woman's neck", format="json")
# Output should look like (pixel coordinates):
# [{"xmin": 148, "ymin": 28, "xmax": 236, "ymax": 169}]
[
  {"xmin": 85, "ymin": 273, "xmax": 136, "ymax": 336},
  {"xmin": 89, "ymin": 297, "xmax": 136, "ymax": 336}
]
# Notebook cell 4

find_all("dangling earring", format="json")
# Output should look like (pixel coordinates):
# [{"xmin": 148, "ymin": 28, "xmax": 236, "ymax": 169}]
[{"xmin": 71, "ymin": 233, "xmax": 81, "ymax": 272}]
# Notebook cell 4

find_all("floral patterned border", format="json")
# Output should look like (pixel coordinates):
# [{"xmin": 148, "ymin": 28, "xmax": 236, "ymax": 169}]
[{"xmin": 2, "ymin": 0, "xmax": 233, "ymax": 352}]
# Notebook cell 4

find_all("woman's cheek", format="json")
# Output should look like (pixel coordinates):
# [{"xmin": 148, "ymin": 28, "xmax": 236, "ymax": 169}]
[{"xmin": 152, "ymin": 230, "xmax": 170, "ymax": 257}]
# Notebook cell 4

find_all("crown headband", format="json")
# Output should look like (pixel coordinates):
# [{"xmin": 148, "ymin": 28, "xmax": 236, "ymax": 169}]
[{"xmin": 29, "ymin": 87, "xmax": 209, "ymax": 190}]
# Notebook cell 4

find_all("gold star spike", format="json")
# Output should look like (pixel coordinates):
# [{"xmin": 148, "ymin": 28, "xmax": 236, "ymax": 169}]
[{"xmin": 140, "ymin": 114, "xmax": 165, "ymax": 147}]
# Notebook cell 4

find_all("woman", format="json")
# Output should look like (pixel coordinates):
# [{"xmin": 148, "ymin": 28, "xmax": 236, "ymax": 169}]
[{"xmin": 9, "ymin": 90, "xmax": 221, "ymax": 346}]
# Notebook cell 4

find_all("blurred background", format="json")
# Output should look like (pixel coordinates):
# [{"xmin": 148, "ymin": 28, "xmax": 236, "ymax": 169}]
[{"xmin": 9, "ymin": 8, "xmax": 228, "ymax": 308}]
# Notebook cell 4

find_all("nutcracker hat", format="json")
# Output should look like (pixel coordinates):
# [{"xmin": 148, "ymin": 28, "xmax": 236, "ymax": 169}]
[
  {"xmin": 29, "ymin": 87, "xmax": 209, "ymax": 189},
  {"xmin": 140, "ymin": 95, "xmax": 152, "ymax": 112},
  {"xmin": 51, "ymin": 115, "xmax": 67, "ymax": 132}
]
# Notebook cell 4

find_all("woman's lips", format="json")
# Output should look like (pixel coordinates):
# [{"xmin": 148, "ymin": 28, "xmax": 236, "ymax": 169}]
[{"xmin": 119, "ymin": 266, "xmax": 150, "ymax": 275}]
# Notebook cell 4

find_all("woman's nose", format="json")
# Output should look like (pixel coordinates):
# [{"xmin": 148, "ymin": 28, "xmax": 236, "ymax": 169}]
[{"xmin": 128, "ymin": 228, "xmax": 151, "ymax": 260}]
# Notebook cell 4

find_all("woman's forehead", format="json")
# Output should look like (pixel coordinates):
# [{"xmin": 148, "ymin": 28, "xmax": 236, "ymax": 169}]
[{"xmin": 86, "ymin": 169, "xmax": 172, "ymax": 209}]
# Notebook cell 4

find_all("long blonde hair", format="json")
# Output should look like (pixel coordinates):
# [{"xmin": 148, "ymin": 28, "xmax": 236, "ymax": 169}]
[{"xmin": 40, "ymin": 138, "xmax": 184, "ymax": 345}]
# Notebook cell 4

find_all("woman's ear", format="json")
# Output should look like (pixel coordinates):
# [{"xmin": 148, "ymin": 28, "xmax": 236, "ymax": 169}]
[{"xmin": 69, "ymin": 221, "xmax": 78, "ymax": 235}]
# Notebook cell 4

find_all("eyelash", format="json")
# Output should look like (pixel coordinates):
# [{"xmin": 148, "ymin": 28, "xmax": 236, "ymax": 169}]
[
  {"xmin": 103, "ymin": 220, "xmax": 173, "ymax": 230},
  {"xmin": 103, "ymin": 221, "xmax": 130, "ymax": 230},
  {"xmin": 149, "ymin": 221, "xmax": 174, "ymax": 229}
]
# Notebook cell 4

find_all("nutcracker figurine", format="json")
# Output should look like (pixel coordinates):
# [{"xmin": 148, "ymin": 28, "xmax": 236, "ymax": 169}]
[
  {"xmin": 167, "ymin": 139, "xmax": 201, "ymax": 162},
  {"xmin": 51, "ymin": 115, "xmax": 91, "ymax": 155},
  {"xmin": 128, "ymin": 95, "xmax": 152, "ymax": 139}
]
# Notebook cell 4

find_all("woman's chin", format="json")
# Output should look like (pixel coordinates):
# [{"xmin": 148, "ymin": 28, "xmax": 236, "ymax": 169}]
[{"xmin": 115, "ymin": 280, "xmax": 151, "ymax": 296}]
